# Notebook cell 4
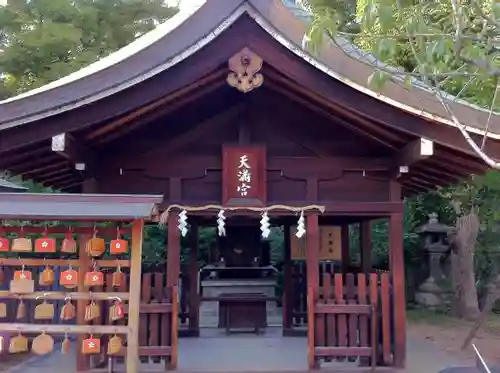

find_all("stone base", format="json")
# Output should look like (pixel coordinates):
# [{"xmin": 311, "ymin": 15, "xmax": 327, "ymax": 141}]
[
  {"xmin": 415, "ymin": 291, "xmax": 443, "ymax": 309},
  {"xmin": 415, "ymin": 277, "xmax": 451, "ymax": 310},
  {"xmin": 200, "ymin": 279, "xmax": 281, "ymax": 328}
]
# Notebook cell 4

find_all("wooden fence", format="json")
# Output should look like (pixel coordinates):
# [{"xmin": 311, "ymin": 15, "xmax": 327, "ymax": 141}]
[
  {"xmin": 289, "ymin": 262, "xmax": 389, "ymax": 329},
  {"xmin": 309, "ymin": 272, "xmax": 393, "ymax": 368},
  {"xmin": 82, "ymin": 272, "xmax": 177, "ymax": 370}
]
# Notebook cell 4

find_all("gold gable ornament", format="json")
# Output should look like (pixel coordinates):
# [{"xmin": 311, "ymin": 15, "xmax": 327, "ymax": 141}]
[{"xmin": 227, "ymin": 48, "xmax": 264, "ymax": 93}]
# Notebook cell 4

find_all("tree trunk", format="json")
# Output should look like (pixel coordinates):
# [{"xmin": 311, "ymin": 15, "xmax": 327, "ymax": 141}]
[{"xmin": 451, "ymin": 211, "xmax": 480, "ymax": 320}]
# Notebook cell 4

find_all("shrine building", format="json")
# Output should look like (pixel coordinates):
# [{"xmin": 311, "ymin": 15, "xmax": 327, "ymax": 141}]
[{"xmin": 1, "ymin": 0, "xmax": 500, "ymax": 372}]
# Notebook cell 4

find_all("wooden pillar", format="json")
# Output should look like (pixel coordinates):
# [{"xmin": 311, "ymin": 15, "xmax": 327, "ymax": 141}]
[
  {"xmin": 76, "ymin": 233, "xmax": 91, "ymax": 372},
  {"xmin": 360, "ymin": 221, "xmax": 372, "ymax": 273},
  {"xmin": 282, "ymin": 223, "xmax": 293, "ymax": 333},
  {"xmin": 389, "ymin": 180, "xmax": 405, "ymax": 368},
  {"xmin": 166, "ymin": 211, "xmax": 180, "ymax": 370},
  {"xmin": 188, "ymin": 222, "xmax": 199, "ymax": 336},
  {"xmin": 127, "ymin": 219, "xmax": 145, "ymax": 373},
  {"xmin": 77, "ymin": 178, "xmax": 95, "ymax": 372},
  {"xmin": 341, "ymin": 224, "xmax": 350, "ymax": 273},
  {"xmin": 306, "ymin": 214, "xmax": 320, "ymax": 370},
  {"xmin": 167, "ymin": 212, "xmax": 181, "ymax": 287},
  {"xmin": 389, "ymin": 212, "xmax": 405, "ymax": 368}
]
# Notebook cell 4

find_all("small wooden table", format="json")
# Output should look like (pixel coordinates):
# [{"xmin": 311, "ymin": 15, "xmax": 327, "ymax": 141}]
[{"xmin": 218, "ymin": 293, "xmax": 267, "ymax": 335}]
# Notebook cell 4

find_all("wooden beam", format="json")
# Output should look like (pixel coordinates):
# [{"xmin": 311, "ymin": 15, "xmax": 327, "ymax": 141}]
[
  {"xmin": 264, "ymin": 74, "xmax": 403, "ymax": 149},
  {"xmin": 159, "ymin": 200, "xmax": 404, "ymax": 216},
  {"xmin": 0, "ymin": 258, "xmax": 129, "ymax": 267},
  {"xmin": 306, "ymin": 214, "xmax": 320, "ymax": 370},
  {"xmin": 0, "ymin": 291, "xmax": 129, "ymax": 300},
  {"xmin": 53, "ymin": 179, "xmax": 84, "ymax": 191},
  {"xmin": 35, "ymin": 166, "xmax": 71, "ymax": 180},
  {"xmin": 396, "ymin": 138, "xmax": 434, "ymax": 167},
  {"xmin": 258, "ymin": 117, "xmax": 331, "ymax": 158},
  {"xmin": 51, "ymin": 133, "xmax": 95, "ymax": 172},
  {"xmin": 86, "ymin": 69, "xmax": 227, "ymax": 143},
  {"xmin": 20, "ymin": 160, "xmax": 67, "ymax": 177},
  {"xmin": 0, "ymin": 147, "xmax": 51, "ymax": 169},
  {"xmin": 360, "ymin": 221, "xmax": 372, "ymax": 273},
  {"xmin": 341, "ymin": 224, "xmax": 350, "ymax": 271},
  {"xmin": 76, "ymin": 232, "xmax": 92, "ymax": 371},
  {"xmin": 389, "ymin": 212, "xmax": 406, "ymax": 368},
  {"xmin": 282, "ymin": 223, "xmax": 293, "ymax": 331},
  {"xmin": 42, "ymin": 172, "xmax": 75, "ymax": 186},
  {"xmin": 167, "ymin": 212, "xmax": 181, "ymax": 286},
  {"xmin": 0, "ymin": 323, "xmax": 129, "ymax": 334},
  {"xmin": 188, "ymin": 223, "xmax": 200, "ymax": 335},
  {"xmin": 94, "ymin": 79, "xmax": 226, "ymax": 145},
  {"xmin": 127, "ymin": 219, "xmax": 144, "ymax": 373}
]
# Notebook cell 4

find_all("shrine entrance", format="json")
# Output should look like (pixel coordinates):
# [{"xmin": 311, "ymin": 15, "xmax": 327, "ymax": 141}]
[{"xmin": 161, "ymin": 210, "xmax": 397, "ymax": 372}]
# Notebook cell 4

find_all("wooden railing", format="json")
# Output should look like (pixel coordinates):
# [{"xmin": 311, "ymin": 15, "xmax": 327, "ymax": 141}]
[
  {"xmin": 288, "ymin": 262, "xmax": 389, "ymax": 329},
  {"xmin": 309, "ymin": 272, "xmax": 393, "ymax": 369},
  {"xmin": 98, "ymin": 273, "xmax": 177, "ymax": 370}
]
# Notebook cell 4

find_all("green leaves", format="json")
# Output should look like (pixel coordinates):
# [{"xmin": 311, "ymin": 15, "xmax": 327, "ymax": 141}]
[
  {"xmin": 0, "ymin": 0, "xmax": 178, "ymax": 97},
  {"xmin": 493, "ymin": 1, "xmax": 500, "ymax": 21},
  {"xmin": 367, "ymin": 70, "xmax": 390, "ymax": 90}
]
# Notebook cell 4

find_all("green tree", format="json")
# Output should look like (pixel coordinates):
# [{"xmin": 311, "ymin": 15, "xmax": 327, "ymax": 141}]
[
  {"xmin": 0, "ymin": 0, "xmax": 177, "ymax": 97},
  {"xmin": 304, "ymin": 0, "xmax": 500, "ymax": 169}
]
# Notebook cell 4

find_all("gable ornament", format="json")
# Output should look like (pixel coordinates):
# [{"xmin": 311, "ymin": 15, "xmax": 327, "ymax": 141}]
[{"xmin": 227, "ymin": 47, "xmax": 264, "ymax": 93}]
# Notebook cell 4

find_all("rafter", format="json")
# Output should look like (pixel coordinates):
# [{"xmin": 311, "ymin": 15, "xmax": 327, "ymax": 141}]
[
  {"xmin": 257, "ymin": 116, "xmax": 331, "ymax": 158},
  {"xmin": 52, "ymin": 179, "xmax": 83, "ymax": 191},
  {"xmin": 13, "ymin": 158, "xmax": 66, "ymax": 176},
  {"xmin": 395, "ymin": 138, "xmax": 434, "ymax": 166},
  {"xmin": 35, "ymin": 166, "xmax": 71, "ymax": 180},
  {"xmin": 42, "ymin": 173, "xmax": 75, "ymax": 186},
  {"xmin": 86, "ymin": 69, "xmax": 227, "ymax": 143},
  {"xmin": 51, "ymin": 133, "xmax": 95, "ymax": 174},
  {"xmin": 264, "ymin": 70, "xmax": 407, "ymax": 148},
  {"xmin": 0, "ymin": 146, "xmax": 51, "ymax": 170},
  {"xmin": 114, "ymin": 103, "xmax": 245, "ymax": 158}
]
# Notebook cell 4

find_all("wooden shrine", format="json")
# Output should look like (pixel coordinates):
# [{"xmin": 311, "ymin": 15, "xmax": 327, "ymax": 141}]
[{"xmin": 1, "ymin": 0, "xmax": 500, "ymax": 371}]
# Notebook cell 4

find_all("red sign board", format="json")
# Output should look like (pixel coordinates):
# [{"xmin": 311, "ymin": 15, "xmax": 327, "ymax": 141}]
[{"xmin": 222, "ymin": 146, "xmax": 267, "ymax": 206}]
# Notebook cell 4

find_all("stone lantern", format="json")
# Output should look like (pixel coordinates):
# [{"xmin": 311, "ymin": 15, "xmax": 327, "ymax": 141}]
[{"xmin": 414, "ymin": 213, "xmax": 454, "ymax": 309}]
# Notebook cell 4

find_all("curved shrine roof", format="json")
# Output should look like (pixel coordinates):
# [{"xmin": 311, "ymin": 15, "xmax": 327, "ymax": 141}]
[
  {"xmin": 0, "ymin": 0, "xmax": 498, "ymax": 138},
  {"xmin": 0, "ymin": 0, "xmax": 498, "ymax": 195}
]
